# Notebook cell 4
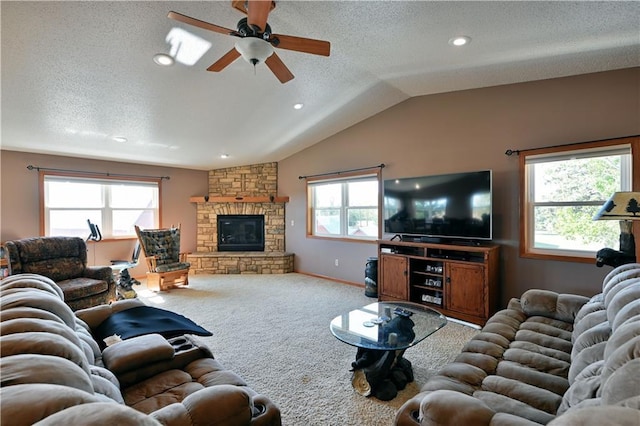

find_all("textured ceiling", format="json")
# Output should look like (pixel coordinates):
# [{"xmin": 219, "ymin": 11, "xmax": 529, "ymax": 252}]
[{"xmin": 2, "ymin": 1, "xmax": 639, "ymax": 170}]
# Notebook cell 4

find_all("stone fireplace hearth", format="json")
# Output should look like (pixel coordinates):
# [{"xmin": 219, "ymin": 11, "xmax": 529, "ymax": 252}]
[{"xmin": 187, "ymin": 162, "xmax": 293, "ymax": 274}]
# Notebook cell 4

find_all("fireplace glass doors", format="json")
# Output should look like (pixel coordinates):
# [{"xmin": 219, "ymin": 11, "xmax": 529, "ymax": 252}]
[{"xmin": 217, "ymin": 215, "xmax": 265, "ymax": 252}]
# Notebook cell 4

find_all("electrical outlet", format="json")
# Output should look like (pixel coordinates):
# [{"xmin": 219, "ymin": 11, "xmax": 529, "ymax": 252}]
[
  {"xmin": 291, "ymin": 219, "xmax": 295, "ymax": 226},
  {"xmin": 334, "ymin": 259, "xmax": 339, "ymax": 267}
]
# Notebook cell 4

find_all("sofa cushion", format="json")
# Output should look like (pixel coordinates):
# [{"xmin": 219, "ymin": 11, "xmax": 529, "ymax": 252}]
[
  {"xmin": 0, "ymin": 289, "xmax": 76, "ymax": 328},
  {"xmin": 473, "ymin": 390, "xmax": 556, "ymax": 424},
  {"xmin": 521, "ymin": 290, "xmax": 589, "ymax": 323},
  {"xmin": 185, "ymin": 358, "xmax": 249, "ymax": 388},
  {"xmin": 508, "ymin": 340, "xmax": 571, "ymax": 363},
  {"xmin": 1, "ymin": 354, "xmax": 94, "ymax": 393},
  {"xmin": 0, "ymin": 317, "xmax": 83, "ymax": 350},
  {"xmin": 481, "ymin": 375, "xmax": 562, "ymax": 414},
  {"xmin": 548, "ymin": 406, "xmax": 640, "ymax": 426},
  {"xmin": 0, "ymin": 384, "xmax": 101, "ymax": 426},
  {"xmin": 6, "ymin": 237, "xmax": 87, "ymax": 277},
  {"xmin": 22, "ymin": 258, "xmax": 85, "ymax": 282},
  {"xmin": 155, "ymin": 261, "xmax": 191, "ymax": 273},
  {"xmin": 0, "ymin": 274, "xmax": 64, "ymax": 299},
  {"xmin": 0, "ymin": 306, "xmax": 67, "ymax": 325},
  {"xmin": 557, "ymin": 360, "xmax": 604, "ymax": 415},
  {"xmin": 0, "ymin": 332, "xmax": 91, "ymax": 374},
  {"xmin": 75, "ymin": 298, "xmax": 146, "ymax": 329},
  {"xmin": 58, "ymin": 278, "xmax": 108, "ymax": 302},
  {"xmin": 496, "ymin": 360, "xmax": 569, "ymax": 396},
  {"xmin": 572, "ymin": 309, "xmax": 608, "ymax": 343},
  {"xmin": 602, "ymin": 268, "xmax": 640, "ymax": 300},
  {"xmin": 453, "ymin": 352, "xmax": 499, "ymax": 374},
  {"xmin": 600, "ymin": 358, "xmax": 640, "ymax": 407},
  {"xmin": 503, "ymin": 348, "xmax": 570, "ymax": 377},
  {"xmin": 123, "ymin": 368, "xmax": 203, "ymax": 412},
  {"xmin": 33, "ymin": 402, "xmax": 162, "ymax": 426}
]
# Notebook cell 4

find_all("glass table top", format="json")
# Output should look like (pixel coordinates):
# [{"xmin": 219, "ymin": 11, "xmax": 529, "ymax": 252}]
[{"xmin": 330, "ymin": 302, "xmax": 447, "ymax": 351}]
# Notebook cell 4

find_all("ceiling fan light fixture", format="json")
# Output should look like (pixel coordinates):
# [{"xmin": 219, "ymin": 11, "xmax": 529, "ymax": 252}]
[
  {"xmin": 153, "ymin": 53, "xmax": 175, "ymax": 66},
  {"xmin": 235, "ymin": 37, "xmax": 274, "ymax": 66}
]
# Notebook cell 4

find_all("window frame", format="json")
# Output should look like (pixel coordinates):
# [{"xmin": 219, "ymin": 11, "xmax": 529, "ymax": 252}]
[
  {"xmin": 40, "ymin": 171, "xmax": 162, "ymax": 240},
  {"xmin": 306, "ymin": 168, "xmax": 382, "ymax": 243},
  {"xmin": 519, "ymin": 136, "xmax": 639, "ymax": 263}
]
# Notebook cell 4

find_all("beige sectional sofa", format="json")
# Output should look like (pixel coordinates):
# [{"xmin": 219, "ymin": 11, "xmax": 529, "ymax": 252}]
[
  {"xmin": 0, "ymin": 273, "xmax": 281, "ymax": 425},
  {"xmin": 395, "ymin": 263, "xmax": 640, "ymax": 425}
]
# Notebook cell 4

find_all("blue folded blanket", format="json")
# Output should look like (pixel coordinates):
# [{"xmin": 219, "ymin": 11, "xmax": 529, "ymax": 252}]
[{"xmin": 94, "ymin": 305, "xmax": 212, "ymax": 346}]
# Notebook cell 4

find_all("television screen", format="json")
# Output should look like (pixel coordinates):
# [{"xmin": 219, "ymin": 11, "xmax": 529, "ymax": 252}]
[{"xmin": 383, "ymin": 170, "xmax": 492, "ymax": 241}]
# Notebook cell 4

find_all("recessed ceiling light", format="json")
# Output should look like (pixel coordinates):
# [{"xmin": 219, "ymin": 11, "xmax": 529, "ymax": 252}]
[
  {"xmin": 449, "ymin": 36, "xmax": 471, "ymax": 47},
  {"xmin": 113, "ymin": 136, "xmax": 128, "ymax": 143},
  {"xmin": 220, "ymin": 154, "xmax": 229, "ymax": 159},
  {"xmin": 153, "ymin": 53, "xmax": 175, "ymax": 66},
  {"xmin": 293, "ymin": 103, "xmax": 304, "ymax": 110}
]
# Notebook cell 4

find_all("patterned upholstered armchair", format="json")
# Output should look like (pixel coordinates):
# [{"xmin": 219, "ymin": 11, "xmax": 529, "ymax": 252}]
[
  {"xmin": 134, "ymin": 224, "xmax": 190, "ymax": 292},
  {"xmin": 4, "ymin": 236, "xmax": 116, "ymax": 310}
]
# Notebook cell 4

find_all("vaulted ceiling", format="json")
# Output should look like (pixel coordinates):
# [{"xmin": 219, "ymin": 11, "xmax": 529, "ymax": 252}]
[{"xmin": 2, "ymin": 1, "xmax": 639, "ymax": 170}]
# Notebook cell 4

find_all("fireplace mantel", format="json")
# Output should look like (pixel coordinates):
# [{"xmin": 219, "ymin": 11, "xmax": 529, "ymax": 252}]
[{"xmin": 189, "ymin": 196, "xmax": 289, "ymax": 203}]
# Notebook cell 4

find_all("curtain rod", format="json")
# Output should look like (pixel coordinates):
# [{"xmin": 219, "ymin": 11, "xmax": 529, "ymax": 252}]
[
  {"xmin": 504, "ymin": 134, "xmax": 639, "ymax": 156},
  {"xmin": 298, "ymin": 163, "xmax": 385, "ymax": 180},
  {"xmin": 27, "ymin": 165, "xmax": 170, "ymax": 180}
]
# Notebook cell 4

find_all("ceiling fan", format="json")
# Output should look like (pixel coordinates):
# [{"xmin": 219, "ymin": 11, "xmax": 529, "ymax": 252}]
[{"xmin": 168, "ymin": 0, "xmax": 331, "ymax": 84}]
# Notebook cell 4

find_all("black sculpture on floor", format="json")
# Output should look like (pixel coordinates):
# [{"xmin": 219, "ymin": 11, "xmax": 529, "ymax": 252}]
[{"xmin": 350, "ymin": 315, "xmax": 416, "ymax": 401}]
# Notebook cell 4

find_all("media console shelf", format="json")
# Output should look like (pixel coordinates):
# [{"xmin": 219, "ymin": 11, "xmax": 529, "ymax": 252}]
[{"xmin": 377, "ymin": 239, "xmax": 500, "ymax": 326}]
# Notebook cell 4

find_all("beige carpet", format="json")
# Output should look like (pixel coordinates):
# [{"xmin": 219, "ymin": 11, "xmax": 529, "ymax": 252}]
[{"xmin": 136, "ymin": 273, "xmax": 478, "ymax": 426}]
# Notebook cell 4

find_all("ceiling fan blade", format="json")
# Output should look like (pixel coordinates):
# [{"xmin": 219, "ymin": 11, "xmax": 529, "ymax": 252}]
[
  {"xmin": 246, "ymin": 0, "xmax": 272, "ymax": 32},
  {"xmin": 207, "ymin": 48, "xmax": 242, "ymax": 72},
  {"xmin": 270, "ymin": 34, "xmax": 331, "ymax": 56},
  {"xmin": 168, "ymin": 11, "xmax": 236, "ymax": 36},
  {"xmin": 265, "ymin": 53, "xmax": 294, "ymax": 84}
]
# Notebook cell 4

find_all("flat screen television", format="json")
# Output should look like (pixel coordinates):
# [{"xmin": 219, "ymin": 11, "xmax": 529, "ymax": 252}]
[{"xmin": 383, "ymin": 170, "xmax": 492, "ymax": 242}]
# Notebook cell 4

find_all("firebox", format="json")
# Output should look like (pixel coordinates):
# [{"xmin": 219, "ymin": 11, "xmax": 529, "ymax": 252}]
[{"xmin": 217, "ymin": 215, "xmax": 265, "ymax": 252}]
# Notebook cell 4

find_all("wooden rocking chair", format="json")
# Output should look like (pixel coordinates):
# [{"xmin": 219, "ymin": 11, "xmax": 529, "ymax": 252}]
[{"xmin": 134, "ymin": 224, "xmax": 190, "ymax": 292}]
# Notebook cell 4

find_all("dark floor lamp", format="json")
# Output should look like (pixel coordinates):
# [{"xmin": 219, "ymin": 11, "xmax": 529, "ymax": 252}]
[{"xmin": 593, "ymin": 191, "xmax": 640, "ymax": 267}]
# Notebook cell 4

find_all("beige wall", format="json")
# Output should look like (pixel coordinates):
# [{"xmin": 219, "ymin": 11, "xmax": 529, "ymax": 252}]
[
  {"xmin": 0, "ymin": 151, "xmax": 208, "ymax": 277},
  {"xmin": 278, "ymin": 67, "xmax": 640, "ymax": 305},
  {"xmin": 2, "ymin": 68, "xmax": 638, "ymax": 302}
]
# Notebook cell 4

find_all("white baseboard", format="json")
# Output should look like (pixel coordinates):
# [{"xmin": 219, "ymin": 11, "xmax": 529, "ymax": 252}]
[{"xmin": 446, "ymin": 316, "xmax": 482, "ymax": 330}]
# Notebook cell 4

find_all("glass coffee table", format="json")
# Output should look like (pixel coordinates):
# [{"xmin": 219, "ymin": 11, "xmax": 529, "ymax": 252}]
[{"xmin": 330, "ymin": 301, "xmax": 447, "ymax": 400}]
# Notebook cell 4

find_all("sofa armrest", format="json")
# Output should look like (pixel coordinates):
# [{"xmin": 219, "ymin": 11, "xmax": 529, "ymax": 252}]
[
  {"xmin": 415, "ymin": 390, "xmax": 496, "ymax": 425},
  {"xmin": 83, "ymin": 266, "xmax": 115, "ymax": 284},
  {"xmin": 395, "ymin": 392, "xmax": 427, "ymax": 426},
  {"xmin": 150, "ymin": 385, "xmax": 254, "ymax": 426},
  {"xmin": 520, "ymin": 290, "xmax": 590, "ymax": 323},
  {"xmin": 75, "ymin": 298, "xmax": 146, "ymax": 329},
  {"xmin": 102, "ymin": 334, "xmax": 174, "ymax": 375}
]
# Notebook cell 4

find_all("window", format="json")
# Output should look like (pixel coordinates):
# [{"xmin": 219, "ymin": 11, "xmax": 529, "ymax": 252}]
[
  {"xmin": 42, "ymin": 173, "xmax": 160, "ymax": 239},
  {"xmin": 520, "ymin": 137, "xmax": 637, "ymax": 262},
  {"xmin": 307, "ymin": 171, "xmax": 380, "ymax": 240}
]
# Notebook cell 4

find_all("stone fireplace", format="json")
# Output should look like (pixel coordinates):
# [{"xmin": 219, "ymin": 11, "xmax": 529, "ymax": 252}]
[{"xmin": 187, "ymin": 162, "xmax": 293, "ymax": 274}]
